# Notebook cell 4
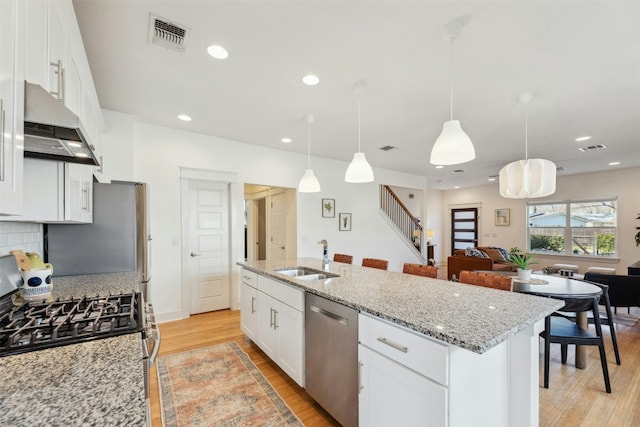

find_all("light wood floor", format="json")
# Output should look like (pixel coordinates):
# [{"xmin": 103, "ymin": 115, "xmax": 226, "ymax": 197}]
[{"xmin": 150, "ymin": 308, "xmax": 640, "ymax": 427}]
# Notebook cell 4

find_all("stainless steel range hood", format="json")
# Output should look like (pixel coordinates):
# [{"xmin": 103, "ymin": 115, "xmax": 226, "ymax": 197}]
[{"xmin": 24, "ymin": 82, "xmax": 100, "ymax": 166}]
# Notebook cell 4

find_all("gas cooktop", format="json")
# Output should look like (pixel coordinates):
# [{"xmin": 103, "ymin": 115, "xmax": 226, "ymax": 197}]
[{"xmin": 0, "ymin": 292, "xmax": 143, "ymax": 357}]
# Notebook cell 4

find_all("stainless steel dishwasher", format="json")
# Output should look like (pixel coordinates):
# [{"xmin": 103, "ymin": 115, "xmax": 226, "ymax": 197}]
[{"xmin": 305, "ymin": 293, "xmax": 359, "ymax": 427}]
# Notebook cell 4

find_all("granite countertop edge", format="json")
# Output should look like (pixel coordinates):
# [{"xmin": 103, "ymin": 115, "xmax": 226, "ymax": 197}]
[{"xmin": 238, "ymin": 259, "xmax": 564, "ymax": 354}]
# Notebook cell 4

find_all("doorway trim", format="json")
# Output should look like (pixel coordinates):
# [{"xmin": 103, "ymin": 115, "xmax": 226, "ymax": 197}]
[{"xmin": 180, "ymin": 167, "xmax": 242, "ymax": 319}]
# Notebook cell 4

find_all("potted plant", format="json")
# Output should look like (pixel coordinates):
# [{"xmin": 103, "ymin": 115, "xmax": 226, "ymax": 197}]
[
  {"xmin": 509, "ymin": 250, "xmax": 539, "ymax": 281},
  {"xmin": 635, "ymin": 213, "xmax": 640, "ymax": 247}
]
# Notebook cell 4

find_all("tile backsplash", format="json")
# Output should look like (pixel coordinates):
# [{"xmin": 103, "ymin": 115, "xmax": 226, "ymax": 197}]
[{"xmin": 0, "ymin": 222, "xmax": 43, "ymax": 256}]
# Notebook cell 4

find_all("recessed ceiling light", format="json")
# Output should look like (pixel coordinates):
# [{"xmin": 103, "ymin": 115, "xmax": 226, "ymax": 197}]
[
  {"xmin": 302, "ymin": 74, "xmax": 320, "ymax": 86},
  {"xmin": 206, "ymin": 44, "xmax": 229, "ymax": 59},
  {"xmin": 608, "ymin": 161, "xmax": 620, "ymax": 166},
  {"xmin": 435, "ymin": 165, "xmax": 444, "ymax": 169},
  {"xmin": 453, "ymin": 186, "xmax": 460, "ymax": 189},
  {"xmin": 575, "ymin": 136, "xmax": 592, "ymax": 142},
  {"xmin": 488, "ymin": 177, "xmax": 496, "ymax": 182},
  {"xmin": 177, "ymin": 114, "xmax": 192, "ymax": 121},
  {"xmin": 281, "ymin": 137, "xmax": 292, "ymax": 144}
]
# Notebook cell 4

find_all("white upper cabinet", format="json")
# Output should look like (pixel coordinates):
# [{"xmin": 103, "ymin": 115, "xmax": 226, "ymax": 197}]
[
  {"xmin": 1, "ymin": 158, "xmax": 93, "ymax": 223},
  {"xmin": 24, "ymin": 0, "xmax": 104, "ymax": 175},
  {"xmin": 0, "ymin": 0, "xmax": 25, "ymax": 216}
]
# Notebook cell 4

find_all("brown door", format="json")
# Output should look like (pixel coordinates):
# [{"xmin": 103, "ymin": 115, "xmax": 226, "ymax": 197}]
[{"xmin": 451, "ymin": 208, "xmax": 479, "ymax": 255}]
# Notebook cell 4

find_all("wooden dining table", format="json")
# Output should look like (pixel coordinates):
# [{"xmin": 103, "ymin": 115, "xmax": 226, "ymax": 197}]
[{"xmin": 477, "ymin": 271, "xmax": 603, "ymax": 369}]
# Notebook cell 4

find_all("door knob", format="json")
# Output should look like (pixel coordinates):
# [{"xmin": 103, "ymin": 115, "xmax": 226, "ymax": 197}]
[{"xmin": 190, "ymin": 252, "xmax": 201, "ymax": 257}]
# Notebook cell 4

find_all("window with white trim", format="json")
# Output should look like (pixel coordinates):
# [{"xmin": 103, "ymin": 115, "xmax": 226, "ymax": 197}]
[{"xmin": 527, "ymin": 199, "xmax": 617, "ymax": 258}]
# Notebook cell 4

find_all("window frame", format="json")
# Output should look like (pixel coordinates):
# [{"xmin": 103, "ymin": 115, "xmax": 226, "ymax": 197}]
[{"xmin": 526, "ymin": 198, "xmax": 618, "ymax": 259}]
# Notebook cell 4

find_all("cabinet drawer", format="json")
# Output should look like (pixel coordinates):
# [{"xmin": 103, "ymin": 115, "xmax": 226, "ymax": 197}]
[
  {"xmin": 359, "ymin": 313, "xmax": 449, "ymax": 386},
  {"xmin": 240, "ymin": 269, "xmax": 257, "ymax": 288},
  {"xmin": 258, "ymin": 276, "xmax": 304, "ymax": 312}
]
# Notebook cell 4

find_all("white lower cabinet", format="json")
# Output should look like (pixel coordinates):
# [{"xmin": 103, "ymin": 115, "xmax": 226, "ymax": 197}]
[
  {"xmin": 239, "ymin": 270, "xmax": 304, "ymax": 387},
  {"xmin": 359, "ymin": 313, "xmax": 511, "ymax": 427},
  {"xmin": 240, "ymin": 282, "xmax": 259, "ymax": 342},
  {"xmin": 359, "ymin": 344, "xmax": 447, "ymax": 427}
]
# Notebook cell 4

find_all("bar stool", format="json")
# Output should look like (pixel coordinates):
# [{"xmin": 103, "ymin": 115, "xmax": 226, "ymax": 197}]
[
  {"xmin": 333, "ymin": 253, "xmax": 353, "ymax": 264},
  {"xmin": 403, "ymin": 263, "xmax": 438, "ymax": 278},
  {"xmin": 458, "ymin": 270, "xmax": 513, "ymax": 291},
  {"xmin": 361, "ymin": 258, "xmax": 388, "ymax": 270}
]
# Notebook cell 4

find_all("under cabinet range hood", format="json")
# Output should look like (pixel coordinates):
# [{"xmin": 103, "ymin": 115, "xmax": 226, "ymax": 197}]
[{"xmin": 23, "ymin": 82, "xmax": 100, "ymax": 166}]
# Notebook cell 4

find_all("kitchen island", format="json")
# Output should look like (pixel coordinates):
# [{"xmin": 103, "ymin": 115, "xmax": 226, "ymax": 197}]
[
  {"xmin": 0, "ymin": 272, "xmax": 146, "ymax": 427},
  {"xmin": 238, "ymin": 258, "xmax": 564, "ymax": 427}
]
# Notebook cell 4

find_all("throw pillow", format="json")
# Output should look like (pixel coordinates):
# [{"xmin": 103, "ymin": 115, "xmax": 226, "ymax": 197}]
[
  {"xmin": 465, "ymin": 247, "xmax": 489, "ymax": 258},
  {"xmin": 481, "ymin": 248, "xmax": 506, "ymax": 263},
  {"xmin": 492, "ymin": 246, "xmax": 512, "ymax": 262}
]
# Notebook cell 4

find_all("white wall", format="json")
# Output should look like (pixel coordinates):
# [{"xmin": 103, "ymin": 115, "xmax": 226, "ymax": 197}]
[
  {"xmin": 441, "ymin": 167, "xmax": 640, "ymax": 274},
  {"xmin": 102, "ymin": 111, "xmax": 429, "ymax": 321}
]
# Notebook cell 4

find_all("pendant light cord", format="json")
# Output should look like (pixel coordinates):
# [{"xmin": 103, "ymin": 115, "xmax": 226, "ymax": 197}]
[
  {"xmin": 358, "ymin": 97, "xmax": 362, "ymax": 152},
  {"xmin": 307, "ymin": 121, "xmax": 311, "ymax": 168},
  {"xmin": 449, "ymin": 39, "xmax": 454, "ymax": 121},
  {"xmin": 524, "ymin": 102, "xmax": 528, "ymax": 160}
]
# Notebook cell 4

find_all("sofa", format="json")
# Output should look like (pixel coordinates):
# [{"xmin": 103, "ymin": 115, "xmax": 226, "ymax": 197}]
[{"xmin": 447, "ymin": 246, "xmax": 514, "ymax": 280}]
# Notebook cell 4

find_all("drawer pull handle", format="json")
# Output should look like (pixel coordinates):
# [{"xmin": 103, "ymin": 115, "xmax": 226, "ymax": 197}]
[
  {"xmin": 377, "ymin": 337, "xmax": 408, "ymax": 353},
  {"xmin": 310, "ymin": 304, "xmax": 349, "ymax": 326}
]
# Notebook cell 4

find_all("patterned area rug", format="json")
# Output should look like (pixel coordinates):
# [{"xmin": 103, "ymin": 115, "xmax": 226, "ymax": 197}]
[{"xmin": 157, "ymin": 341, "xmax": 303, "ymax": 427}]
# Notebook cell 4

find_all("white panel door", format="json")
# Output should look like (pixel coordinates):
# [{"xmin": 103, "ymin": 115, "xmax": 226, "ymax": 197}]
[
  {"xmin": 270, "ymin": 191, "xmax": 287, "ymax": 260},
  {"xmin": 187, "ymin": 180, "xmax": 230, "ymax": 314}
]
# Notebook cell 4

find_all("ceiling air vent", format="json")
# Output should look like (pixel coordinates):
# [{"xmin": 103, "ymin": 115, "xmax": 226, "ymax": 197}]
[
  {"xmin": 379, "ymin": 145, "xmax": 397, "ymax": 151},
  {"xmin": 149, "ymin": 14, "xmax": 190, "ymax": 53},
  {"xmin": 578, "ymin": 144, "xmax": 607, "ymax": 153}
]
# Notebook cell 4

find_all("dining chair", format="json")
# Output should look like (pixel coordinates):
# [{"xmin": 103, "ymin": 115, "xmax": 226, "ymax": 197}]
[
  {"xmin": 333, "ymin": 253, "xmax": 353, "ymax": 264},
  {"xmin": 555, "ymin": 278, "xmax": 621, "ymax": 366},
  {"xmin": 540, "ymin": 294, "xmax": 611, "ymax": 393},
  {"xmin": 458, "ymin": 270, "xmax": 513, "ymax": 291},
  {"xmin": 402, "ymin": 263, "xmax": 438, "ymax": 279},
  {"xmin": 361, "ymin": 258, "xmax": 388, "ymax": 271}
]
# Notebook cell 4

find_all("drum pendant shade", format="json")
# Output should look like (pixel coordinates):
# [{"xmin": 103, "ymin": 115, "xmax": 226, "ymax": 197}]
[{"xmin": 499, "ymin": 158, "xmax": 556, "ymax": 198}]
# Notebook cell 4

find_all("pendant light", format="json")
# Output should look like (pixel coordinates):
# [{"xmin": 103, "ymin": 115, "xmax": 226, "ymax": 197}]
[
  {"xmin": 298, "ymin": 114, "xmax": 321, "ymax": 193},
  {"xmin": 430, "ymin": 18, "xmax": 475, "ymax": 166},
  {"xmin": 499, "ymin": 93, "xmax": 556, "ymax": 198},
  {"xmin": 345, "ymin": 81, "xmax": 374, "ymax": 183}
]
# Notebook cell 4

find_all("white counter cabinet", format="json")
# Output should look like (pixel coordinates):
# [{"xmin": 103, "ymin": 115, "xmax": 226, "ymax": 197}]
[
  {"xmin": 240, "ymin": 269, "xmax": 304, "ymax": 386},
  {"xmin": 359, "ymin": 312, "xmax": 543, "ymax": 427}
]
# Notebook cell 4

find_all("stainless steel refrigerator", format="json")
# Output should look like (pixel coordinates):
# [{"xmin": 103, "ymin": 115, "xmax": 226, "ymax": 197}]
[{"xmin": 45, "ymin": 181, "xmax": 152, "ymax": 299}]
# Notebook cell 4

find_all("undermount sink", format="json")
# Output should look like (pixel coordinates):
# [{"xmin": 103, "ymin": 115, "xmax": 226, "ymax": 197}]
[
  {"xmin": 297, "ymin": 273, "xmax": 333, "ymax": 281},
  {"xmin": 274, "ymin": 266, "xmax": 339, "ymax": 280}
]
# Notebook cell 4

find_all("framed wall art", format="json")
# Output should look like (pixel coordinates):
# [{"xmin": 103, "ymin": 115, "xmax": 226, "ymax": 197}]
[
  {"xmin": 322, "ymin": 199, "xmax": 335, "ymax": 218},
  {"xmin": 339, "ymin": 213, "xmax": 352, "ymax": 231},
  {"xmin": 495, "ymin": 208, "xmax": 510, "ymax": 226}
]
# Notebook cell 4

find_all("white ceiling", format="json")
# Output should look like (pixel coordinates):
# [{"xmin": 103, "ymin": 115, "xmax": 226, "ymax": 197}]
[{"xmin": 73, "ymin": 1, "xmax": 640, "ymax": 190}]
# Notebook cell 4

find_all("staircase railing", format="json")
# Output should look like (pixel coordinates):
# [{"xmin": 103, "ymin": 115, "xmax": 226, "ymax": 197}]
[{"xmin": 380, "ymin": 185, "xmax": 423, "ymax": 252}]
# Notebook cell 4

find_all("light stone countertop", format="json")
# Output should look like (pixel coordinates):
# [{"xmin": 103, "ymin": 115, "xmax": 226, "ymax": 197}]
[
  {"xmin": 238, "ymin": 257, "xmax": 564, "ymax": 354},
  {"xmin": 0, "ymin": 272, "xmax": 145, "ymax": 426}
]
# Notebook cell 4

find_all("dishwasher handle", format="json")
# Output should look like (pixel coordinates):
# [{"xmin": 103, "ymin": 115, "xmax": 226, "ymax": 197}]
[{"xmin": 310, "ymin": 304, "xmax": 349, "ymax": 326}]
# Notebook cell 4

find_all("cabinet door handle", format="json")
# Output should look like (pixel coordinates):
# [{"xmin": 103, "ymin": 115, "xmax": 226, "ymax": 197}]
[
  {"xmin": 0, "ymin": 99, "xmax": 4, "ymax": 182},
  {"xmin": 50, "ymin": 60, "xmax": 64, "ymax": 102},
  {"xmin": 377, "ymin": 337, "xmax": 408, "ymax": 353},
  {"xmin": 358, "ymin": 361, "xmax": 364, "ymax": 392},
  {"xmin": 251, "ymin": 296, "xmax": 256, "ymax": 314},
  {"xmin": 269, "ymin": 308, "xmax": 274, "ymax": 328},
  {"xmin": 190, "ymin": 252, "xmax": 201, "ymax": 257}
]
